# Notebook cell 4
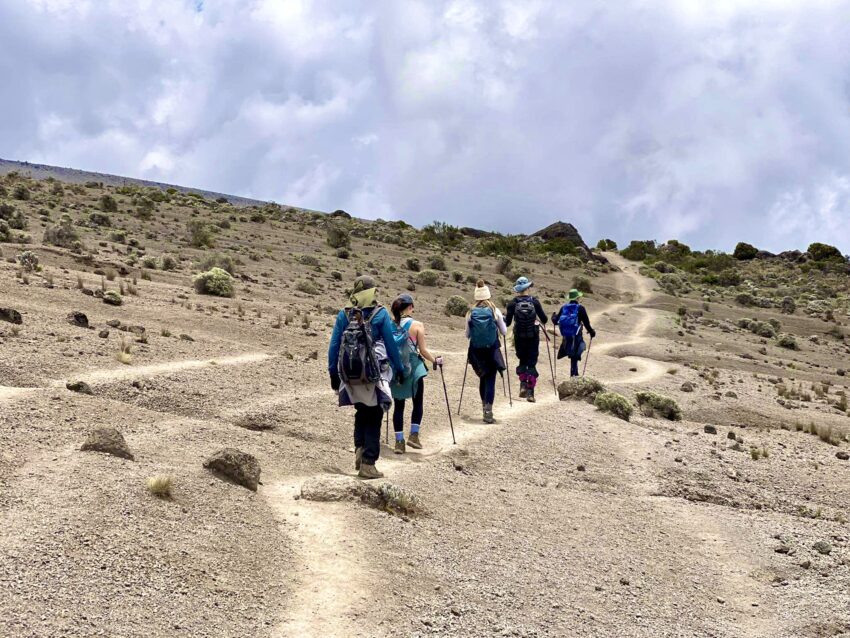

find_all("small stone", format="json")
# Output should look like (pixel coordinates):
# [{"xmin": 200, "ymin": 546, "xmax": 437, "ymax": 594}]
[
  {"xmin": 813, "ymin": 541, "xmax": 832, "ymax": 555},
  {"xmin": 106, "ymin": 319, "xmax": 121, "ymax": 328},
  {"xmin": 724, "ymin": 391, "xmax": 738, "ymax": 398},
  {"xmin": 800, "ymin": 560, "xmax": 812, "ymax": 569},
  {"xmin": 203, "ymin": 448, "xmax": 260, "ymax": 491},
  {"xmin": 619, "ymin": 577, "xmax": 630, "ymax": 586},
  {"xmin": 716, "ymin": 597, "xmax": 726, "ymax": 604},
  {"xmin": 98, "ymin": 329, "xmax": 110, "ymax": 339},
  {"xmin": 80, "ymin": 428, "xmax": 134, "ymax": 460},
  {"xmin": 180, "ymin": 334, "xmax": 194, "ymax": 342},
  {"xmin": 66, "ymin": 311, "xmax": 89, "ymax": 328},
  {"xmin": 66, "ymin": 381, "xmax": 93, "ymax": 395},
  {"xmin": 727, "ymin": 431, "xmax": 737, "ymax": 440},
  {"xmin": 577, "ymin": 464, "xmax": 586, "ymax": 472},
  {"xmin": 0, "ymin": 307, "xmax": 23, "ymax": 325},
  {"xmin": 680, "ymin": 381, "xmax": 694, "ymax": 392},
  {"xmin": 704, "ymin": 425, "xmax": 718, "ymax": 435},
  {"xmin": 836, "ymin": 451, "xmax": 849, "ymax": 461}
]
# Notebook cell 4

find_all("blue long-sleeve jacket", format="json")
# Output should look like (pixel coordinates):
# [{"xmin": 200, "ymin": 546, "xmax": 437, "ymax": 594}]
[{"xmin": 327, "ymin": 305, "xmax": 404, "ymax": 376}]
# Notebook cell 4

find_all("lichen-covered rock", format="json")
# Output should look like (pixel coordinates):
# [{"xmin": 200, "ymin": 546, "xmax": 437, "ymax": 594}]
[
  {"xmin": 203, "ymin": 448, "xmax": 260, "ymax": 491},
  {"xmin": 66, "ymin": 381, "xmax": 93, "ymax": 395},
  {"xmin": 103, "ymin": 291, "xmax": 123, "ymax": 306},
  {"xmin": 80, "ymin": 428, "xmax": 134, "ymax": 460}
]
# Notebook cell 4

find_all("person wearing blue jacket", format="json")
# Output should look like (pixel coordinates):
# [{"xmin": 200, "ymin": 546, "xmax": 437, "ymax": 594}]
[{"xmin": 328, "ymin": 275, "xmax": 404, "ymax": 479}]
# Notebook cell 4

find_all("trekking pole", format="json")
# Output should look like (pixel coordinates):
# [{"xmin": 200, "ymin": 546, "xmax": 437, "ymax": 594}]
[
  {"xmin": 457, "ymin": 356, "xmax": 469, "ymax": 415},
  {"xmin": 582, "ymin": 337, "xmax": 593, "ymax": 377},
  {"xmin": 540, "ymin": 327, "xmax": 557, "ymax": 396},
  {"xmin": 502, "ymin": 333, "xmax": 513, "ymax": 407},
  {"xmin": 385, "ymin": 410, "xmax": 389, "ymax": 444},
  {"xmin": 437, "ymin": 363, "xmax": 456, "ymax": 445}
]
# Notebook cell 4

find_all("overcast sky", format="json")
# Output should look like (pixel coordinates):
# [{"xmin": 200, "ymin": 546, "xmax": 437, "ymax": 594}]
[{"xmin": 2, "ymin": 0, "xmax": 850, "ymax": 253}]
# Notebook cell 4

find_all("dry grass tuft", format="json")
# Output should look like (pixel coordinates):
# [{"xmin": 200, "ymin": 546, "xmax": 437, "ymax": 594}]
[
  {"xmin": 146, "ymin": 475, "xmax": 173, "ymax": 498},
  {"xmin": 116, "ymin": 336, "xmax": 132, "ymax": 365}
]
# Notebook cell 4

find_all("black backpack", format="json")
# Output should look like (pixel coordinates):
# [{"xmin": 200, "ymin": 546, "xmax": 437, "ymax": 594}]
[
  {"xmin": 338, "ymin": 306, "xmax": 382, "ymax": 386},
  {"xmin": 513, "ymin": 298, "xmax": 538, "ymax": 338}
]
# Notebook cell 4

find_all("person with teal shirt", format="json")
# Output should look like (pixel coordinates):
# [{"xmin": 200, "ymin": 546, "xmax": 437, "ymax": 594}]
[{"xmin": 390, "ymin": 294, "xmax": 443, "ymax": 454}]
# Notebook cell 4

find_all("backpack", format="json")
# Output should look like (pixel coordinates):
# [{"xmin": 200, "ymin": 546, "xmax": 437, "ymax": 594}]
[
  {"xmin": 391, "ymin": 318, "xmax": 418, "ymax": 378},
  {"xmin": 469, "ymin": 306, "xmax": 498, "ymax": 348},
  {"xmin": 513, "ymin": 298, "xmax": 538, "ymax": 338},
  {"xmin": 337, "ymin": 306, "xmax": 382, "ymax": 386},
  {"xmin": 557, "ymin": 303, "xmax": 581, "ymax": 337}
]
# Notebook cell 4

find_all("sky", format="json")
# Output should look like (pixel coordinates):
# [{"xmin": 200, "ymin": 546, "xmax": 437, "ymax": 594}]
[{"xmin": 2, "ymin": 0, "xmax": 850, "ymax": 253}]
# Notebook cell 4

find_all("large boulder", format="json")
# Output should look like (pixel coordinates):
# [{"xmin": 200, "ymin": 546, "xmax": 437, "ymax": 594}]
[
  {"xmin": 0, "ymin": 308, "xmax": 22, "ymax": 325},
  {"xmin": 204, "ymin": 448, "xmax": 260, "ymax": 491},
  {"xmin": 80, "ymin": 428, "xmax": 134, "ymax": 460},
  {"xmin": 531, "ymin": 221, "xmax": 604, "ymax": 263}
]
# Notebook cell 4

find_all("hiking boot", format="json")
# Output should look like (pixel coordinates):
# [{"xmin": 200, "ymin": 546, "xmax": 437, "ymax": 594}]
[
  {"xmin": 483, "ymin": 404, "xmax": 495, "ymax": 424},
  {"xmin": 527, "ymin": 389, "xmax": 536, "ymax": 403},
  {"xmin": 518, "ymin": 380, "xmax": 528, "ymax": 399},
  {"xmin": 354, "ymin": 446, "xmax": 364, "ymax": 470},
  {"xmin": 394, "ymin": 438, "xmax": 406, "ymax": 454},
  {"xmin": 358, "ymin": 463, "xmax": 384, "ymax": 479},
  {"xmin": 407, "ymin": 432, "xmax": 422, "ymax": 449}
]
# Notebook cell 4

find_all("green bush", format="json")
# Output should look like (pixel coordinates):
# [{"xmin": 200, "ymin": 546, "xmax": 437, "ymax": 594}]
[
  {"xmin": 102, "ymin": 290, "xmax": 123, "ymax": 306},
  {"xmin": 558, "ymin": 377, "xmax": 605, "ymax": 402},
  {"xmin": 16, "ymin": 250, "xmax": 39, "ymax": 272},
  {"xmin": 735, "ymin": 292, "xmax": 754, "ymax": 307},
  {"xmin": 405, "ymin": 257, "xmax": 420, "ymax": 272},
  {"xmin": 807, "ymin": 242, "xmax": 843, "ymax": 262},
  {"xmin": 326, "ymin": 223, "xmax": 350, "ymax": 249},
  {"xmin": 298, "ymin": 254, "xmax": 320, "ymax": 267},
  {"xmin": 186, "ymin": 220, "xmax": 215, "ymax": 248},
  {"xmin": 596, "ymin": 238, "xmax": 617, "ymax": 251},
  {"xmin": 415, "ymin": 269, "xmax": 441, "ymax": 286},
  {"xmin": 43, "ymin": 214, "xmax": 83, "ymax": 250},
  {"xmin": 336, "ymin": 247, "xmax": 350, "ymax": 259},
  {"xmin": 193, "ymin": 267, "xmax": 234, "ymax": 297},
  {"xmin": 99, "ymin": 194, "xmax": 118, "ymax": 212},
  {"xmin": 451, "ymin": 271, "xmax": 464, "ymax": 283},
  {"xmin": 444, "ymin": 295, "xmax": 469, "ymax": 317},
  {"xmin": 573, "ymin": 276, "xmax": 592, "ymax": 293},
  {"xmin": 733, "ymin": 242, "xmax": 758, "ymax": 260},
  {"xmin": 88, "ymin": 211, "xmax": 111, "ymax": 227},
  {"xmin": 776, "ymin": 333, "xmax": 799, "ymax": 350},
  {"xmin": 0, "ymin": 220, "xmax": 9, "ymax": 242},
  {"xmin": 134, "ymin": 197, "xmax": 155, "ymax": 219},
  {"xmin": 428, "ymin": 255, "xmax": 447, "ymax": 271},
  {"xmin": 495, "ymin": 255, "xmax": 513, "ymax": 275},
  {"xmin": 197, "ymin": 252, "xmax": 235, "ymax": 274},
  {"xmin": 159, "ymin": 253, "xmax": 178, "ymax": 271},
  {"xmin": 12, "ymin": 185, "xmax": 30, "ymax": 201},
  {"xmin": 620, "ymin": 240, "xmax": 657, "ymax": 261},
  {"xmin": 635, "ymin": 391, "xmax": 682, "ymax": 420},
  {"xmin": 781, "ymin": 296, "xmax": 796, "ymax": 314},
  {"xmin": 594, "ymin": 391, "xmax": 633, "ymax": 421},
  {"xmin": 109, "ymin": 229, "xmax": 127, "ymax": 244},
  {"xmin": 296, "ymin": 280, "xmax": 320, "ymax": 295}
]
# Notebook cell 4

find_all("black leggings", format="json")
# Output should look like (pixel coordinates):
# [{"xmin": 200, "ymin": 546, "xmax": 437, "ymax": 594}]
[
  {"xmin": 393, "ymin": 378, "xmax": 424, "ymax": 432},
  {"xmin": 478, "ymin": 372, "xmax": 497, "ymax": 405}
]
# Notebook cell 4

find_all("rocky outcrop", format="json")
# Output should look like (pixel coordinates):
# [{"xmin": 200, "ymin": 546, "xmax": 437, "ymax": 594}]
[{"xmin": 532, "ymin": 221, "xmax": 604, "ymax": 263}]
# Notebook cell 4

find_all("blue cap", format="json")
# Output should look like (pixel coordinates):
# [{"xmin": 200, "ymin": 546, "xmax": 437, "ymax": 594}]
[{"xmin": 513, "ymin": 277, "xmax": 533, "ymax": 293}]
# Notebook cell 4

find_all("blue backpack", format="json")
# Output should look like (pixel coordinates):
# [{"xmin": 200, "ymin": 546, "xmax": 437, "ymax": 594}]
[
  {"xmin": 391, "ymin": 318, "xmax": 418, "ymax": 378},
  {"xmin": 557, "ymin": 303, "xmax": 581, "ymax": 337},
  {"xmin": 469, "ymin": 307, "xmax": 498, "ymax": 348}
]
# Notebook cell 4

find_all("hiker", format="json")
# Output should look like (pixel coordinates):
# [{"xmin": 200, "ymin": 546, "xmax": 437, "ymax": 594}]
[
  {"xmin": 328, "ymin": 275, "xmax": 405, "ymax": 479},
  {"xmin": 504, "ymin": 276, "xmax": 548, "ymax": 403},
  {"xmin": 389, "ymin": 294, "xmax": 443, "ymax": 454},
  {"xmin": 466, "ymin": 279, "xmax": 507, "ymax": 424},
  {"xmin": 552, "ymin": 288, "xmax": 596, "ymax": 377}
]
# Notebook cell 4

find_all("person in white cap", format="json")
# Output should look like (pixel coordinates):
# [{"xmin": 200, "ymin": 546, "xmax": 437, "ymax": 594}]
[{"xmin": 465, "ymin": 279, "xmax": 507, "ymax": 423}]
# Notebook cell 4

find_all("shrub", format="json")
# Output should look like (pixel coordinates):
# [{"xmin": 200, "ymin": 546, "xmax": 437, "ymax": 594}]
[
  {"xmin": 326, "ymin": 223, "xmax": 350, "ymax": 249},
  {"xmin": 103, "ymin": 291, "xmax": 123, "ymax": 306},
  {"xmin": 717, "ymin": 269, "xmax": 742, "ymax": 286},
  {"xmin": 134, "ymin": 197, "xmax": 155, "ymax": 219},
  {"xmin": 43, "ymin": 214, "xmax": 83, "ymax": 250},
  {"xmin": 0, "ymin": 203, "xmax": 27, "ymax": 230},
  {"xmin": 635, "ymin": 391, "xmax": 682, "ymax": 420},
  {"xmin": 296, "ymin": 280, "xmax": 320, "ymax": 295},
  {"xmin": 298, "ymin": 254, "xmax": 320, "ymax": 267},
  {"xmin": 781, "ymin": 296, "xmax": 796, "ymax": 315},
  {"xmin": 415, "ymin": 269, "xmax": 441, "ymax": 286},
  {"xmin": 594, "ymin": 391, "xmax": 633, "ymax": 421},
  {"xmin": 88, "ymin": 211, "xmax": 111, "ymax": 227},
  {"xmin": 573, "ymin": 276, "xmax": 592, "ymax": 293},
  {"xmin": 733, "ymin": 242, "xmax": 759, "ymax": 260},
  {"xmin": 141, "ymin": 256, "xmax": 157, "ymax": 269},
  {"xmin": 405, "ymin": 257, "xmax": 420, "ymax": 272},
  {"xmin": 0, "ymin": 219, "xmax": 9, "ymax": 242},
  {"xmin": 146, "ymin": 475, "xmax": 173, "ymax": 498},
  {"xmin": 159, "ymin": 253, "xmax": 178, "ymax": 271},
  {"xmin": 777, "ymin": 333, "xmax": 799, "ymax": 350},
  {"xmin": 596, "ymin": 238, "xmax": 617, "ymax": 251},
  {"xmin": 444, "ymin": 295, "xmax": 469, "ymax": 317},
  {"xmin": 495, "ymin": 255, "xmax": 513, "ymax": 275},
  {"xmin": 807, "ymin": 242, "xmax": 843, "ymax": 262},
  {"xmin": 428, "ymin": 255, "xmax": 447, "ymax": 271},
  {"xmin": 620, "ymin": 240, "xmax": 657, "ymax": 261},
  {"xmin": 12, "ymin": 185, "xmax": 30, "ymax": 201},
  {"xmin": 186, "ymin": 220, "xmax": 215, "ymax": 248},
  {"xmin": 452, "ymin": 271, "xmax": 464, "ymax": 283},
  {"xmin": 99, "ymin": 194, "xmax": 118, "ymax": 212},
  {"xmin": 193, "ymin": 268, "xmax": 235, "ymax": 297},
  {"xmin": 735, "ymin": 292, "xmax": 754, "ymax": 307},
  {"xmin": 558, "ymin": 377, "xmax": 605, "ymax": 402},
  {"xmin": 198, "ymin": 252, "xmax": 235, "ymax": 275},
  {"xmin": 336, "ymin": 247, "xmax": 350, "ymax": 259},
  {"xmin": 16, "ymin": 250, "xmax": 39, "ymax": 272}
]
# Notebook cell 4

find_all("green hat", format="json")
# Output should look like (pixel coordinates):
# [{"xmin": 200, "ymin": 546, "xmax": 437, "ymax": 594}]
[{"xmin": 568, "ymin": 288, "xmax": 583, "ymax": 301}]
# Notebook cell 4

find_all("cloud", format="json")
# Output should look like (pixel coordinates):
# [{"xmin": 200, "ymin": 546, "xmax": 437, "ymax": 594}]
[{"xmin": 2, "ymin": 0, "xmax": 850, "ymax": 252}]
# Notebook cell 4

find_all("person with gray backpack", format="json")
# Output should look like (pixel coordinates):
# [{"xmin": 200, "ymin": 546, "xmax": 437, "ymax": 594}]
[
  {"xmin": 551, "ymin": 288, "xmax": 596, "ymax": 377},
  {"xmin": 465, "ymin": 279, "xmax": 507, "ymax": 423},
  {"xmin": 328, "ymin": 275, "xmax": 405, "ymax": 479},
  {"xmin": 504, "ymin": 276, "xmax": 548, "ymax": 402}
]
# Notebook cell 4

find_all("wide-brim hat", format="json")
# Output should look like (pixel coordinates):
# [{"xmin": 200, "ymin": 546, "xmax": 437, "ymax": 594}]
[
  {"xmin": 568, "ymin": 288, "xmax": 583, "ymax": 301},
  {"xmin": 514, "ymin": 277, "xmax": 533, "ymax": 293}
]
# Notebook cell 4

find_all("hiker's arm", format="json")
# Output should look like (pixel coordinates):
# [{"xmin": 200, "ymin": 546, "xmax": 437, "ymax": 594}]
[
  {"xmin": 504, "ymin": 300, "xmax": 515, "ymax": 327},
  {"xmin": 495, "ymin": 310, "xmax": 507, "ymax": 336},
  {"xmin": 414, "ymin": 322, "xmax": 438, "ymax": 365},
  {"xmin": 327, "ymin": 311, "xmax": 346, "ymax": 374},
  {"xmin": 533, "ymin": 298, "xmax": 548, "ymax": 324},
  {"xmin": 379, "ymin": 311, "xmax": 405, "ymax": 374},
  {"xmin": 579, "ymin": 306, "xmax": 596, "ymax": 338}
]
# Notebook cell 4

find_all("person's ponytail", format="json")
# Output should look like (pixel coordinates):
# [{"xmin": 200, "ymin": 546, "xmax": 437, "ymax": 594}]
[{"xmin": 391, "ymin": 297, "xmax": 403, "ymax": 324}]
